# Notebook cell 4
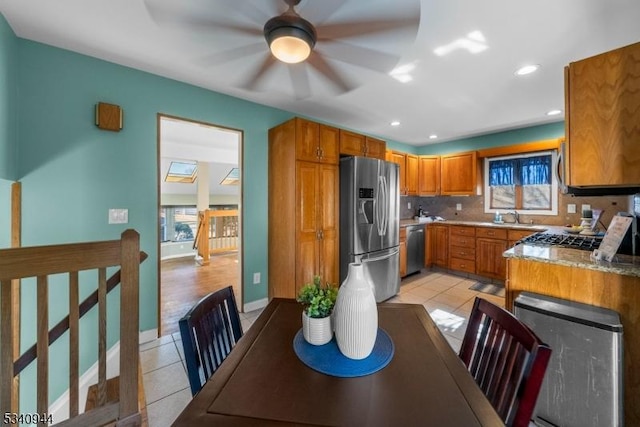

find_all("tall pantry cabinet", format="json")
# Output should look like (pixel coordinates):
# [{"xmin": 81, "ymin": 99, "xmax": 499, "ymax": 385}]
[{"xmin": 268, "ymin": 118, "xmax": 339, "ymax": 299}]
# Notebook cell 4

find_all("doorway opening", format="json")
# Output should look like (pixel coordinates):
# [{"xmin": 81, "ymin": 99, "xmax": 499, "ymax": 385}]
[{"xmin": 157, "ymin": 114, "xmax": 243, "ymax": 336}]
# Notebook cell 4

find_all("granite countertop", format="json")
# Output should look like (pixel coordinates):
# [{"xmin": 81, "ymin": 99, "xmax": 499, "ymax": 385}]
[
  {"xmin": 399, "ymin": 218, "xmax": 640, "ymax": 277},
  {"xmin": 504, "ymin": 244, "xmax": 640, "ymax": 278}
]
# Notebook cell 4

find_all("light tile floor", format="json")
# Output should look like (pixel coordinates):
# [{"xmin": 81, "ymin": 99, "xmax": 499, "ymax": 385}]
[{"xmin": 140, "ymin": 270, "xmax": 504, "ymax": 426}]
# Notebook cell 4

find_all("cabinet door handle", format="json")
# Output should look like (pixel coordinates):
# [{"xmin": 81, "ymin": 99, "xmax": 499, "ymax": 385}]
[{"xmin": 319, "ymin": 147, "xmax": 324, "ymax": 159}]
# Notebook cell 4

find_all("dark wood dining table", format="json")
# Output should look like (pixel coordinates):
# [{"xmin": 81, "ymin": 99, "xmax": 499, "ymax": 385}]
[{"xmin": 172, "ymin": 298, "xmax": 504, "ymax": 426}]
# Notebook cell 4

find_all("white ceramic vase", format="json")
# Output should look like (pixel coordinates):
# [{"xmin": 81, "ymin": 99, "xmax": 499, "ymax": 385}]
[
  {"xmin": 333, "ymin": 262, "xmax": 378, "ymax": 359},
  {"xmin": 302, "ymin": 311, "xmax": 333, "ymax": 345}
]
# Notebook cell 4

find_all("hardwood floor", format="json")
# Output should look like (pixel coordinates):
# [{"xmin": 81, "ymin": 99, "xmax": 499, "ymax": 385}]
[{"xmin": 160, "ymin": 252, "xmax": 240, "ymax": 336}]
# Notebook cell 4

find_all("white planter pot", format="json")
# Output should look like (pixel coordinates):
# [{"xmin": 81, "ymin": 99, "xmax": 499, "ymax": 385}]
[
  {"xmin": 301, "ymin": 311, "xmax": 333, "ymax": 345},
  {"xmin": 333, "ymin": 262, "xmax": 378, "ymax": 359}
]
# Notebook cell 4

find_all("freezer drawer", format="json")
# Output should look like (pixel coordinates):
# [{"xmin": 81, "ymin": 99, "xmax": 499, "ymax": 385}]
[
  {"xmin": 351, "ymin": 247, "xmax": 400, "ymax": 302},
  {"xmin": 514, "ymin": 293, "xmax": 623, "ymax": 427}
]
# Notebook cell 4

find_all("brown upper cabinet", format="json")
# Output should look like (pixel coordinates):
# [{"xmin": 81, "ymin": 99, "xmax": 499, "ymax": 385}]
[
  {"xmin": 387, "ymin": 151, "xmax": 418, "ymax": 195},
  {"xmin": 564, "ymin": 41, "xmax": 640, "ymax": 187},
  {"xmin": 418, "ymin": 156, "xmax": 441, "ymax": 196},
  {"xmin": 294, "ymin": 118, "xmax": 340, "ymax": 165},
  {"xmin": 339, "ymin": 130, "xmax": 386, "ymax": 160},
  {"xmin": 440, "ymin": 151, "xmax": 477, "ymax": 195}
]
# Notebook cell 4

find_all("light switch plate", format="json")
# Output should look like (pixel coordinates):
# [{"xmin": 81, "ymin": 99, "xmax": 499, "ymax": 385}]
[
  {"xmin": 253, "ymin": 272, "xmax": 261, "ymax": 284},
  {"xmin": 108, "ymin": 208, "xmax": 128, "ymax": 224},
  {"xmin": 567, "ymin": 204, "xmax": 576, "ymax": 214},
  {"xmin": 456, "ymin": 203, "xmax": 462, "ymax": 211}
]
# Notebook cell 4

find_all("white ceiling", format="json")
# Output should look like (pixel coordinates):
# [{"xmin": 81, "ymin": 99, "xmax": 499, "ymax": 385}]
[{"xmin": 2, "ymin": 0, "xmax": 640, "ymax": 145}]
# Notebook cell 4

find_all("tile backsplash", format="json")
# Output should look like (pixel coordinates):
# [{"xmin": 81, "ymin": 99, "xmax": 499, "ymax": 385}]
[{"xmin": 400, "ymin": 193, "xmax": 633, "ymax": 227}]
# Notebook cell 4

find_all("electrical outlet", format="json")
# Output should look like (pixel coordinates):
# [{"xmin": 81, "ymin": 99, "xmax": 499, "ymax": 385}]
[
  {"xmin": 567, "ymin": 204, "xmax": 576, "ymax": 214},
  {"xmin": 456, "ymin": 203, "xmax": 462, "ymax": 211},
  {"xmin": 408, "ymin": 202, "xmax": 411, "ymax": 210},
  {"xmin": 253, "ymin": 272, "xmax": 261, "ymax": 284}
]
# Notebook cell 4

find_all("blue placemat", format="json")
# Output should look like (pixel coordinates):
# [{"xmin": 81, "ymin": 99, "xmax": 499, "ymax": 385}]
[{"xmin": 293, "ymin": 328, "xmax": 394, "ymax": 377}]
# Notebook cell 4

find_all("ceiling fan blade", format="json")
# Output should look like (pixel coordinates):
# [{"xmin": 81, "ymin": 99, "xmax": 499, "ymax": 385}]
[
  {"xmin": 316, "ymin": 15, "xmax": 420, "ymax": 40},
  {"xmin": 307, "ymin": 54, "xmax": 355, "ymax": 94},
  {"xmin": 315, "ymin": 41, "xmax": 401, "ymax": 73},
  {"xmin": 196, "ymin": 43, "xmax": 266, "ymax": 67},
  {"xmin": 144, "ymin": 0, "xmax": 261, "ymax": 37},
  {"xmin": 240, "ymin": 54, "xmax": 278, "ymax": 91},
  {"xmin": 288, "ymin": 64, "xmax": 311, "ymax": 100},
  {"xmin": 298, "ymin": 0, "xmax": 346, "ymax": 25}
]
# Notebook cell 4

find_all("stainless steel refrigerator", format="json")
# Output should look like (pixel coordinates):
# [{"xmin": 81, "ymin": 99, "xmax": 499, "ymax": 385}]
[{"xmin": 340, "ymin": 156, "xmax": 400, "ymax": 302}]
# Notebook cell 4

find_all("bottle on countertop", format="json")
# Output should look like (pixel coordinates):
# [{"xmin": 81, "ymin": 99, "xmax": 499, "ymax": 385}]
[{"xmin": 417, "ymin": 205, "xmax": 424, "ymax": 217}]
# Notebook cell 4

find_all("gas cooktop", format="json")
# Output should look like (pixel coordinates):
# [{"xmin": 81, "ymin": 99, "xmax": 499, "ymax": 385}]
[{"xmin": 517, "ymin": 232, "xmax": 603, "ymax": 251}]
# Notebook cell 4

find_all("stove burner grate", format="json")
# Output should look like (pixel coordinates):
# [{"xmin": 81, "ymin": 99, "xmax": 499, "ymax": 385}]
[{"xmin": 518, "ymin": 232, "xmax": 603, "ymax": 251}]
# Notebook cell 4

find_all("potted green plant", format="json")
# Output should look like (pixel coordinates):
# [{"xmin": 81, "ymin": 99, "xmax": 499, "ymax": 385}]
[{"xmin": 297, "ymin": 276, "xmax": 338, "ymax": 345}]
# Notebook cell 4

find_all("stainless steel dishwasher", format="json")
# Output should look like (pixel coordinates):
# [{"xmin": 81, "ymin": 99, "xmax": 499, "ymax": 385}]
[{"xmin": 405, "ymin": 225, "xmax": 425, "ymax": 275}]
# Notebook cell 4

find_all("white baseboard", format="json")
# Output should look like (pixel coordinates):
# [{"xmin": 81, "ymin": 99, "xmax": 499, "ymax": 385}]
[
  {"xmin": 243, "ymin": 297, "xmax": 268, "ymax": 313},
  {"xmin": 48, "ymin": 329, "xmax": 156, "ymax": 424}
]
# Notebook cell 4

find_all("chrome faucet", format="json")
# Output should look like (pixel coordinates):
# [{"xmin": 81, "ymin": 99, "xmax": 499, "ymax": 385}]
[{"xmin": 508, "ymin": 210, "xmax": 520, "ymax": 224}]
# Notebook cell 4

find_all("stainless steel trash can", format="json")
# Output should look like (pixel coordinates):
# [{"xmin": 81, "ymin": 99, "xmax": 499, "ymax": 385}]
[{"xmin": 514, "ymin": 292, "xmax": 623, "ymax": 427}]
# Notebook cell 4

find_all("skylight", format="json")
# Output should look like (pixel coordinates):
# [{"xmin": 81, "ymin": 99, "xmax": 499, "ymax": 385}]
[
  {"xmin": 165, "ymin": 161, "xmax": 197, "ymax": 183},
  {"xmin": 221, "ymin": 168, "xmax": 240, "ymax": 186}
]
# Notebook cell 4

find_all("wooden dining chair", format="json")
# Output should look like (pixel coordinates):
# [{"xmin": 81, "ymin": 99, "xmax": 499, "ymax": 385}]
[
  {"xmin": 179, "ymin": 286, "xmax": 243, "ymax": 396},
  {"xmin": 459, "ymin": 297, "xmax": 551, "ymax": 427}
]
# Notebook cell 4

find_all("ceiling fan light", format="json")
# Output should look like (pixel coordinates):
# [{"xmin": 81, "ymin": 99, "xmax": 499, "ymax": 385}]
[
  {"xmin": 270, "ymin": 34, "xmax": 312, "ymax": 64},
  {"xmin": 264, "ymin": 13, "xmax": 316, "ymax": 64}
]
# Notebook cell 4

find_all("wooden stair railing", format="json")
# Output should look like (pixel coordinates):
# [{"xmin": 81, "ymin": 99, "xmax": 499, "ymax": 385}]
[{"xmin": 0, "ymin": 230, "xmax": 146, "ymax": 426}]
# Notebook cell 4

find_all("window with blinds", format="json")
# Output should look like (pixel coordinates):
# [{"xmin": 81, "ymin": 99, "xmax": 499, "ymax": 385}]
[{"xmin": 484, "ymin": 151, "xmax": 558, "ymax": 215}]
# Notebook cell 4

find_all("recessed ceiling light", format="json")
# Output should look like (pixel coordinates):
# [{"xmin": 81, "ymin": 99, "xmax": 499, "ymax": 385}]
[
  {"xmin": 429, "ymin": 134, "xmax": 438, "ymax": 139},
  {"xmin": 515, "ymin": 64, "xmax": 540, "ymax": 76},
  {"xmin": 390, "ymin": 121, "xmax": 401, "ymax": 127},
  {"xmin": 546, "ymin": 109, "xmax": 562, "ymax": 116}
]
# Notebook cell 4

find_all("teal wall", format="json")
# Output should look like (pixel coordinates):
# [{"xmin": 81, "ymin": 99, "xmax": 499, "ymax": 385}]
[
  {"xmin": 11, "ymin": 37, "xmax": 295, "ymax": 406},
  {"xmin": 15, "ymin": 38, "xmax": 295, "ymax": 308},
  {"xmin": 0, "ymin": 14, "xmax": 16, "ymax": 180},
  {"xmin": 418, "ymin": 122, "xmax": 565, "ymax": 155}
]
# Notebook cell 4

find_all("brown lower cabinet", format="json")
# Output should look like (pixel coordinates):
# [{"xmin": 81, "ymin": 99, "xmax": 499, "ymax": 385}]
[
  {"xmin": 449, "ymin": 226, "xmax": 476, "ymax": 274},
  {"xmin": 430, "ymin": 224, "xmax": 449, "ymax": 268},
  {"xmin": 399, "ymin": 227, "xmax": 407, "ymax": 278},
  {"xmin": 426, "ymin": 224, "xmax": 536, "ymax": 282}
]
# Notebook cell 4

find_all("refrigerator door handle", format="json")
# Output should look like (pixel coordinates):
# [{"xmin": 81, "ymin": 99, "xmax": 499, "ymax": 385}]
[
  {"xmin": 361, "ymin": 247, "xmax": 399, "ymax": 264},
  {"xmin": 379, "ymin": 175, "xmax": 388, "ymax": 236},
  {"xmin": 376, "ymin": 176, "xmax": 384, "ymax": 236}
]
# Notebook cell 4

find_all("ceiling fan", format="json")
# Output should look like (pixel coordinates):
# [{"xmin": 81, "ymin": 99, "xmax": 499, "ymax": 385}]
[{"xmin": 144, "ymin": 0, "xmax": 420, "ymax": 99}]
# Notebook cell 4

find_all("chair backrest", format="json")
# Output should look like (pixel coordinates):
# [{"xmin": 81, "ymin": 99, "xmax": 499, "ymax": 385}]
[
  {"xmin": 179, "ymin": 286, "xmax": 243, "ymax": 396},
  {"xmin": 459, "ymin": 297, "xmax": 551, "ymax": 427}
]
